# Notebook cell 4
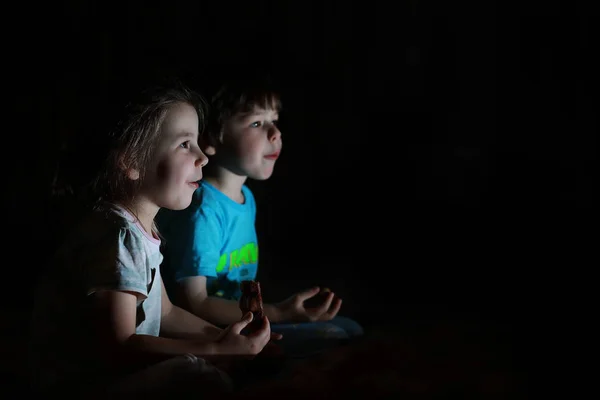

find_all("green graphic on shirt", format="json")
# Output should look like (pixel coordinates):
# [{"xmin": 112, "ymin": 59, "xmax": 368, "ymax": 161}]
[
  {"xmin": 216, "ymin": 254, "xmax": 227, "ymax": 272},
  {"xmin": 215, "ymin": 242, "xmax": 258, "ymax": 273}
]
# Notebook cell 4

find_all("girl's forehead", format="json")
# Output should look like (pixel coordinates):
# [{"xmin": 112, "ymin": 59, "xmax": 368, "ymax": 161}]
[{"xmin": 161, "ymin": 103, "xmax": 199, "ymax": 135}]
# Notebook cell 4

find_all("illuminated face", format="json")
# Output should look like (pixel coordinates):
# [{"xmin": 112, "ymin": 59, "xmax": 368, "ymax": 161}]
[
  {"xmin": 217, "ymin": 106, "xmax": 282, "ymax": 180},
  {"xmin": 142, "ymin": 102, "xmax": 208, "ymax": 210}
]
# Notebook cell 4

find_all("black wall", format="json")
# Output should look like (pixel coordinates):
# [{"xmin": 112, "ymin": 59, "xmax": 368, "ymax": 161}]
[{"xmin": 5, "ymin": 2, "xmax": 595, "ymax": 327}]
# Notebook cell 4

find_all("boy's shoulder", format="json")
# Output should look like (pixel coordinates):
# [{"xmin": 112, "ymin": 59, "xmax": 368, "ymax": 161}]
[
  {"xmin": 241, "ymin": 184, "xmax": 256, "ymax": 205},
  {"xmin": 159, "ymin": 182, "xmax": 256, "ymax": 231},
  {"xmin": 194, "ymin": 181, "xmax": 255, "ymax": 209},
  {"xmin": 188, "ymin": 181, "xmax": 227, "ymax": 212}
]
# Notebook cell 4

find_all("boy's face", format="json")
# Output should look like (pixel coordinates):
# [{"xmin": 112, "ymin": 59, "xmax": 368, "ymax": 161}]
[
  {"xmin": 218, "ymin": 106, "xmax": 282, "ymax": 180},
  {"xmin": 141, "ymin": 102, "xmax": 208, "ymax": 210}
]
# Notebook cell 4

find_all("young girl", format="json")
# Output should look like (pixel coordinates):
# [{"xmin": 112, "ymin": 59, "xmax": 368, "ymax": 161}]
[{"xmin": 29, "ymin": 80, "xmax": 278, "ymax": 397}]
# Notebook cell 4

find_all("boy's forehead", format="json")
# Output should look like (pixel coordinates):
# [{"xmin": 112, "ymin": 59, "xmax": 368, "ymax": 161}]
[{"xmin": 238, "ymin": 107, "xmax": 278, "ymax": 117}]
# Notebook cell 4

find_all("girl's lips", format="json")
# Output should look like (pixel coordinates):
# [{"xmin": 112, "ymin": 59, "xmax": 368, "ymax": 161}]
[
  {"xmin": 264, "ymin": 152, "xmax": 280, "ymax": 160},
  {"xmin": 188, "ymin": 182, "xmax": 199, "ymax": 189}
]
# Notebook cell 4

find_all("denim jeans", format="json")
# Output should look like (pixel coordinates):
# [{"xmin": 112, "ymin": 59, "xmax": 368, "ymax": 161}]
[{"xmin": 271, "ymin": 316, "xmax": 364, "ymax": 358}]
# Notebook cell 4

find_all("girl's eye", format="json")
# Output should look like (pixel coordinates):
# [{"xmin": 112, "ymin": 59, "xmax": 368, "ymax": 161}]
[
  {"xmin": 250, "ymin": 121, "xmax": 262, "ymax": 128},
  {"xmin": 179, "ymin": 141, "xmax": 190, "ymax": 149}
]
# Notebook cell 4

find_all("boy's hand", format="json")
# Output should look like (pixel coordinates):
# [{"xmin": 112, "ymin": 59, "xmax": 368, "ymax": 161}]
[
  {"xmin": 215, "ymin": 312, "xmax": 272, "ymax": 358},
  {"xmin": 275, "ymin": 287, "xmax": 342, "ymax": 323}
]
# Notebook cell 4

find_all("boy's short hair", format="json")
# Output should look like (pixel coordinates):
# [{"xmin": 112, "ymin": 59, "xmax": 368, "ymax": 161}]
[{"xmin": 203, "ymin": 68, "xmax": 282, "ymax": 147}]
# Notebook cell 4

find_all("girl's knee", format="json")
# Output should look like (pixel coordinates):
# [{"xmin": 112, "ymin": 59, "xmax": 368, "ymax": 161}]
[
  {"xmin": 180, "ymin": 354, "xmax": 233, "ymax": 393},
  {"xmin": 108, "ymin": 354, "xmax": 233, "ymax": 397}
]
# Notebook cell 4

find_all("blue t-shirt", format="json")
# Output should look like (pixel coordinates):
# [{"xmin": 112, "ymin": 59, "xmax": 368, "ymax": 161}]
[{"xmin": 158, "ymin": 180, "xmax": 258, "ymax": 301}]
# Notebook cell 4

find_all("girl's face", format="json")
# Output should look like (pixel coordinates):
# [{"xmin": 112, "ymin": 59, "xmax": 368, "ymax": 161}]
[
  {"xmin": 217, "ymin": 106, "xmax": 283, "ymax": 180},
  {"xmin": 141, "ymin": 102, "xmax": 208, "ymax": 210}
]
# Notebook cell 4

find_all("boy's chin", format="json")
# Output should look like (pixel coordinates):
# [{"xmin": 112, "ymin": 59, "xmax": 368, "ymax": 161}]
[{"xmin": 249, "ymin": 170, "xmax": 275, "ymax": 181}]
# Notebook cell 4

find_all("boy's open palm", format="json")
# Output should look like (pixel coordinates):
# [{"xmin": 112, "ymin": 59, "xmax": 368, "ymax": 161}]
[
  {"xmin": 215, "ymin": 312, "xmax": 272, "ymax": 357},
  {"xmin": 277, "ymin": 287, "xmax": 342, "ymax": 322}
]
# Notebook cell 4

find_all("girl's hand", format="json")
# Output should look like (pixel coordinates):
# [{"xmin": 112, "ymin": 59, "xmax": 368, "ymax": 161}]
[{"xmin": 214, "ymin": 312, "xmax": 272, "ymax": 357}]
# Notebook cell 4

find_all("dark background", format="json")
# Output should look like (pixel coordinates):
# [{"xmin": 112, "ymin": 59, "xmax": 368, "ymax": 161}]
[{"xmin": 3, "ymin": 1, "xmax": 596, "ymax": 393}]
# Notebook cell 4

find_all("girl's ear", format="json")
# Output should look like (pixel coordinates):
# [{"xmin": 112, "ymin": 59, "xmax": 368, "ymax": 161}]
[
  {"xmin": 203, "ymin": 144, "xmax": 216, "ymax": 156},
  {"xmin": 126, "ymin": 168, "xmax": 140, "ymax": 181},
  {"xmin": 119, "ymin": 156, "xmax": 140, "ymax": 180}
]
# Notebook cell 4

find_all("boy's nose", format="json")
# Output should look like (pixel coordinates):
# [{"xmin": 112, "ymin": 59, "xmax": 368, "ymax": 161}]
[{"xmin": 269, "ymin": 126, "xmax": 282, "ymax": 142}]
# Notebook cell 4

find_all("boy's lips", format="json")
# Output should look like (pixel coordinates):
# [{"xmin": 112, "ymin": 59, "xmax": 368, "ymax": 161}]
[{"xmin": 264, "ymin": 151, "xmax": 280, "ymax": 160}]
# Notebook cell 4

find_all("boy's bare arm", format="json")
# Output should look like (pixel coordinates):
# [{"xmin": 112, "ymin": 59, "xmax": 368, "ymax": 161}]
[
  {"xmin": 179, "ymin": 276, "xmax": 288, "ymax": 324},
  {"xmin": 159, "ymin": 279, "xmax": 222, "ymax": 341},
  {"xmin": 178, "ymin": 276, "xmax": 244, "ymax": 325}
]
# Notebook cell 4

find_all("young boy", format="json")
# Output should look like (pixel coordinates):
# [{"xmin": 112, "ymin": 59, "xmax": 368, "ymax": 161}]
[{"xmin": 157, "ymin": 70, "xmax": 363, "ymax": 355}]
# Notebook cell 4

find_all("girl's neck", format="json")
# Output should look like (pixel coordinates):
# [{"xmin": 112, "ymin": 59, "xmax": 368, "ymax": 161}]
[
  {"xmin": 118, "ymin": 196, "xmax": 159, "ymax": 237},
  {"xmin": 203, "ymin": 166, "xmax": 248, "ymax": 204}
]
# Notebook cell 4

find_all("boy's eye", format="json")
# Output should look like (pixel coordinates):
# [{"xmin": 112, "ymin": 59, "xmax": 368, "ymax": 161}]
[
  {"xmin": 250, "ymin": 121, "xmax": 262, "ymax": 128},
  {"xmin": 179, "ymin": 141, "xmax": 190, "ymax": 149}
]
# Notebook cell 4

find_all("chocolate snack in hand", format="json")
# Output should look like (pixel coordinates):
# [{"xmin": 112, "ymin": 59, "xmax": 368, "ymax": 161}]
[{"xmin": 239, "ymin": 280, "xmax": 264, "ymax": 333}]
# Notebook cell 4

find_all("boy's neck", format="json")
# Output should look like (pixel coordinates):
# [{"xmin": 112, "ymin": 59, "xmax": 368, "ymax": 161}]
[{"xmin": 203, "ymin": 166, "xmax": 248, "ymax": 204}]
